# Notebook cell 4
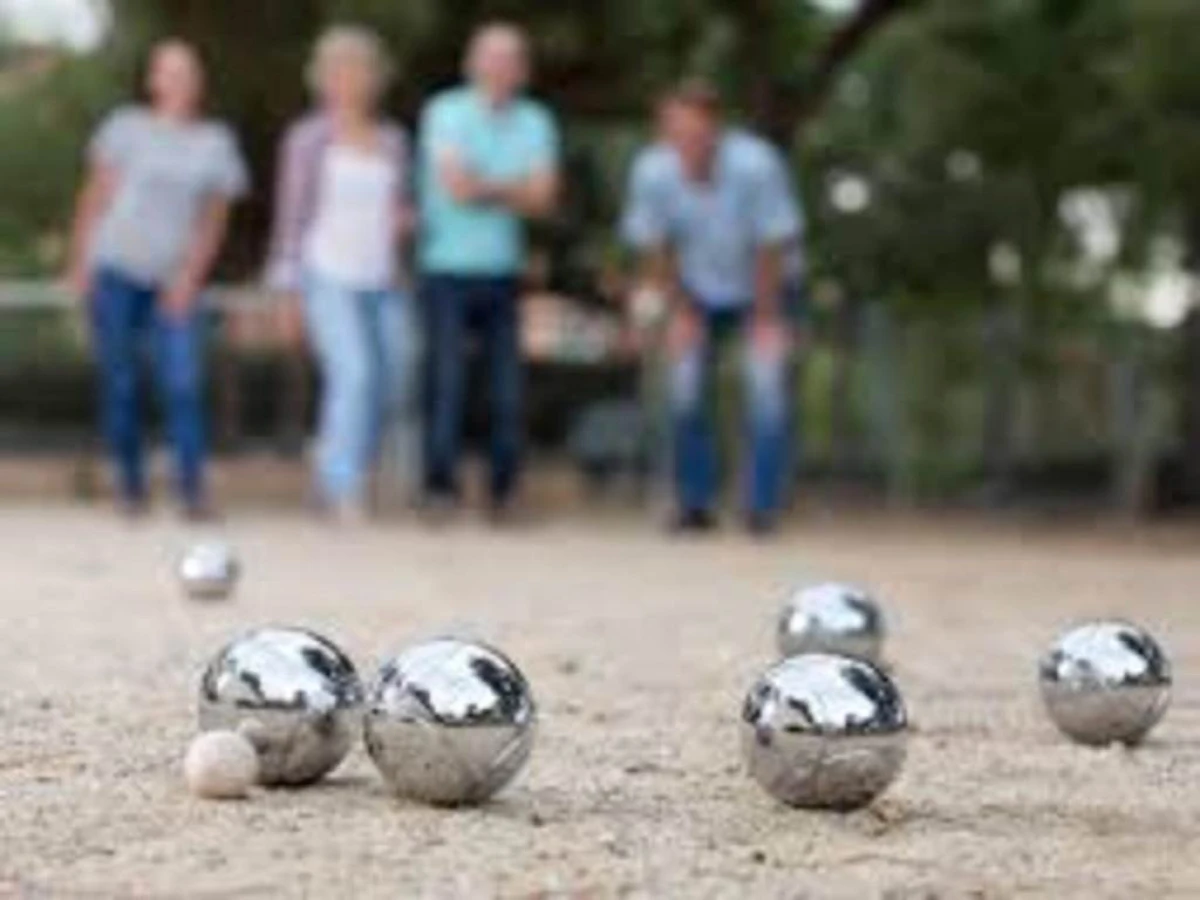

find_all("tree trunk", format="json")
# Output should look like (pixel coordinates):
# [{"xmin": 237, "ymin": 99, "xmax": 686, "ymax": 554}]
[
  {"xmin": 1178, "ymin": 213, "xmax": 1200, "ymax": 505},
  {"xmin": 1180, "ymin": 309, "xmax": 1200, "ymax": 503},
  {"xmin": 793, "ymin": 0, "xmax": 920, "ymax": 125},
  {"xmin": 830, "ymin": 298, "xmax": 858, "ymax": 475},
  {"xmin": 980, "ymin": 302, "xmax": 1021, "ymax": 506},
  {"xmin": 863, "ymin": 302, "xmax": 905, "ymax": 502}
]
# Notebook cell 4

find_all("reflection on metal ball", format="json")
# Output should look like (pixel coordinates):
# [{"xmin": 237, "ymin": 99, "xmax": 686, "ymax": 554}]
[
  {"xmin": 198, "ymin": 627, "xmax": 364, "ymax": 786},
  {"xmin": 178, "ymin": 542, "xmax": 240, "ymax": 601},
  {"xmin": 777, "ymin": 582, "xmax": 885, "ymax": 662},
  {"xmin": 1039, "ymin": 620, "xmax": 1171, "ymax": 747},
  {"xmin": 742, "ymin": 654, "xmax": 908, "ymax": 810},
  {"xmin": 364, "ymin": 637, "xmax": 536, "ymax": 807}
]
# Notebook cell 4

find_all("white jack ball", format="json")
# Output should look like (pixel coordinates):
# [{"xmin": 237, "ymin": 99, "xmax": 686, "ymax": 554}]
[
  {"xmin": 178, "ymin": 541, "xmax": 241, "ymax": 601},
  {"xmin": 184, "ymin": 730, "xmax": 259, "ymax": 800}
]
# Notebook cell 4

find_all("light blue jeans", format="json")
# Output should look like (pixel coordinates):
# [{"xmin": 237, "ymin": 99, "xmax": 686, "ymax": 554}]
[
  {"xmin": 668, "ymin": 289, "xmax": 803, "ymax": 518},
  {"xmin": 304, "ymin": 274, "xmax": 415, "ymax": 504}
]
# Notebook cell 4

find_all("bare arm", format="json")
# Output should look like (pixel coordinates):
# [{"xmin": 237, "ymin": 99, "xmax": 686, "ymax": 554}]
[
  {"xmin": 162, "ymin": 195, "xmax": 233, "ymax": 317},
  {"xmin": 264, "ymin": 124, "xmax": 309, "ymax": 292},
  {"xmin": 753, "ymin": 242, "xmax": 786, "ymax": 322},
  {"xmin": 388, "ymin": 124, "xmax": 417, "ymax": 247},
  {"xmin": 64, "ymin": 163, "xmax": 117, "ymax": 296},
  {"xmin": 395, "ymin": 201, "xmax": 417, "ymax": 245},
  {"xmin": 634, "ymin": 243, "xmax": 703, "ymax": 355},
  {"xmin": 639, "ymin": 244, "xmax": 682, "ymax": 306}
]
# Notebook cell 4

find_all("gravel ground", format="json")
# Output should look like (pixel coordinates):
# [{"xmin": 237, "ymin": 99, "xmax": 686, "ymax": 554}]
[{"xmin": 1, "ymin": 506, "xmax": 1198, "ymax": 898}]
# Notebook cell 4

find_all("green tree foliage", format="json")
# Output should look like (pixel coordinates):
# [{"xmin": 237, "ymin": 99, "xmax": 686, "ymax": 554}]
[
  {"xmin": 1, "ymin": 0, "xmax": 1198, "ymax": 319},
  {"xmin": 0, "ymin": 50, "xmax": 123, "ymax": 275},
  {"xmin": 805, "ymin": 0, "xmax": 1200, "ymax": 322}
]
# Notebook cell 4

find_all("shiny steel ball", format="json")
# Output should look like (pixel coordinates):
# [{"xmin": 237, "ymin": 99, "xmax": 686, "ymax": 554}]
[
  {"xmin": 178, "ymin": 541, "xmax": 240, "ymax": 601},
  {"xmin": 742, "ymin": 654, "xmax": 908, "ymax": 810},
  {"xmin": 364, "ymin": 638, "xmax": 536, "ymax": 806},
  {"xmin": 198, "ymin": 627, "xmax": 364, "ymax": 786},
  {"xmin": 1039, "ymin": 620, "xmax": 1171, "ymax": 747},
  {"xmin": 777, "ymin": 582, "xmax": 885, "ymax": 662}
]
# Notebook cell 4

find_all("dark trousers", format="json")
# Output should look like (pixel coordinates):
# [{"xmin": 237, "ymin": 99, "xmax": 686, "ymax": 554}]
[
  {"xmin": 421, "ymin": 274, "xmax": 522, "ymax": 503},
  {"xmin": 89, "ymin": 266, "xmax": 207, "ymax": 505}
]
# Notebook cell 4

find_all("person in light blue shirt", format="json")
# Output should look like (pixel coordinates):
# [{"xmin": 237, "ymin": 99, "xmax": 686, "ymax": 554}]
[
  {"xmin": 622, "ymin": 81, "xmax": 805, "ymax": 535},
  {"xmin": 417, "ymin": 22, "xmax": 560, "ymax": 520}
]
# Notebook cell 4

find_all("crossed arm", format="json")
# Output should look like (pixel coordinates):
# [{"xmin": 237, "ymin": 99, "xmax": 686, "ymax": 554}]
[{"xmin": 435, "ymin": 148, "xmax": 559, "ymax": 220}]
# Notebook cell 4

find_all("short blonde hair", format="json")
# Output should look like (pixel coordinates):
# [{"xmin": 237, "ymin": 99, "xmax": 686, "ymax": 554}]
[{"xmin": 307, "ymin": 25, "xmax": 394, "ymax": 96}]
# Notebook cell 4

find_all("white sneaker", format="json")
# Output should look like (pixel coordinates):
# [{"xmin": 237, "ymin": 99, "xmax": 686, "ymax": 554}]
[{"xmin": 329, "ymin": 498, "xmax": 369, "ymax": 527}]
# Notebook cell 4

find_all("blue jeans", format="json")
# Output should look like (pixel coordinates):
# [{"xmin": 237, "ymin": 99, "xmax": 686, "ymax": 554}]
[
  {"xmin": 89, "ymin": 266, "xmax": 207, "ymax": 506},
  {"xmin": 304, "ymin": 275, "xmax": 414, "ymax": 504},
  {"xmin": 421, "ymin": 275, "xmax": 522, "ymax": 503},
  {"xmin": 669, "ymin": 298, "xmax": 799, "ymax": 518}
]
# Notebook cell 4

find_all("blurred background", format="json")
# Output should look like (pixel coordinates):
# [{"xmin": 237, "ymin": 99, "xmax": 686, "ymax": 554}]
[{"xmin": 1, "ymin": 0, "xmax": 1199, "ymax": 516}]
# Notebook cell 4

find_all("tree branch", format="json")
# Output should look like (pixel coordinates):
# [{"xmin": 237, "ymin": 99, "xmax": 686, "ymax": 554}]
[{"xmin": 796, "ymin": 0, "xmax": 920, "ymax": 124}]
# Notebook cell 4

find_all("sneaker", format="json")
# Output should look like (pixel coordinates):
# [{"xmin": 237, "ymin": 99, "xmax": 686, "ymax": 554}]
[
  {"xmin": 329, "ymin": 498, "xmax": 369, "ymax": 527},
  {"xmin": 486, "ymin": 496, "xmax": 528, "ymax": 529},
  {"xmin": 745, "ymin": 511, "xmax": 779, "ymax": 539},
  {"xmin": 667, "ymin": 508, "xmax": 718, "ymax": 535},
  {"xmin": 117, "ymin": 494, "xmax": 150, "ymax": 520},
  {"xmin": 182, "ymin": 499, "xmax": 221, "ymax": 523},
  {"xmin": 417, "ymin": 492, "xmax": 460, "ymax": 527}
]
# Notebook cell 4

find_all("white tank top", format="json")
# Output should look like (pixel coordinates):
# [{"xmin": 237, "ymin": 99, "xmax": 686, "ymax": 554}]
[{"xmin": 304, "ymin": 144, "xmax": 398, "ymax": 289}]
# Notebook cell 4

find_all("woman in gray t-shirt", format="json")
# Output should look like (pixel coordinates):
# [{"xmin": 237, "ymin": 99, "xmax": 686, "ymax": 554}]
[{"xmin": 65, "ymin": 39, "xmax": 248, "ymax": 519}]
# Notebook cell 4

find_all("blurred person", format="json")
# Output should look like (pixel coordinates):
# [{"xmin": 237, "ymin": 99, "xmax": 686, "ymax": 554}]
[
  {"xmin": 265, "ymin": 26, "xmax": 415, "ymax": 524},
  {"xmin": 64, "ymin": 39, "xmax": 248, "ymax": 520},
  {"xmin": 622, "ymin": 81, "xmax": 805, "ymax": 537},
  {"xmin": 416, "ymin": 22, "xmax": 560, "ymax": 522}
]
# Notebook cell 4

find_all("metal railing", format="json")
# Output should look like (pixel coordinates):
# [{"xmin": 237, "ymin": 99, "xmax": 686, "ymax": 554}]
[
  {"xmin": 0, "ymin": 280, "xmax": 273, "ymax": 311},
  {"xmin": 0, "ymin": 281, "xmax": 1175, "ymax": 513}
]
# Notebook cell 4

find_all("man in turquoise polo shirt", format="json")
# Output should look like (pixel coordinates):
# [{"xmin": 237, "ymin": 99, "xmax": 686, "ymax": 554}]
[{"xmin": 417, "ymin": 22, "xmax": 560, "ymax": 520}]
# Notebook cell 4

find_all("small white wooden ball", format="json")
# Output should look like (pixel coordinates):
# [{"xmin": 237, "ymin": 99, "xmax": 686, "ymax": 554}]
[{"xmin": 184, "ymin": 730, "xmax": 259, "ymax": 800}]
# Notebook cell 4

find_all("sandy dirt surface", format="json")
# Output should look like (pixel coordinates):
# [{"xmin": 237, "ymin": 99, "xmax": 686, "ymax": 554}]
[{"xmin": 1, "ymin": 505, "xmax": 1198, "ymax": 898}]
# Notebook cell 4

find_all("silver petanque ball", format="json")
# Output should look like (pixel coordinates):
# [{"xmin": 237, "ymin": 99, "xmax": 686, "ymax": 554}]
[
  {"xmin": 742, "ymin": 653, "xmax": 908, "ymax": 810},
  {"xmin": 198, "ymin": 627, "xmax": 364, "ymax": 786},
  {"xmin": 777, "ymin": 582, "xmax": 885, "ymax": 662},
  {"xmin": 364, "ymin": 638, "xmax": 536, "ymax": 806},
  {"xmin": 178, "ymin": 541, "xmax": 240, "ymax": 601},
  {"xmin": 1039, "ymin": 620, "xmax": 1171, "ymax": 747}
]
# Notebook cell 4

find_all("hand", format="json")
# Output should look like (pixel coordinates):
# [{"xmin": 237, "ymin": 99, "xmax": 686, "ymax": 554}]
[
  {"xmin": 444, "ymin": 167, "xmax": 489, "ymax": 204},
  {"xmin": 615, "ymin": 323, "xmax": 643, "ymax": 360},
  {"xmin": 438, "ymin": 152, "xmax": 492, "ymax": 205},
  {"xmin": 666, "ymin": 306, "xmax": 702, "ymax": 357},
  {"xmin": 395, "ymin": 205, "xmax": 418, "ymax": 243},
  {"xmin": 63, "ymin": 264, "xmax": 91, "ymax": 302},
  {"xmin": 63, "ymin": 268, "xmax": 95, "ymax": 350},
  {"xmin": 276, "ymin": 293, "xmax": 307, "ymax": 350},
  {"xmin": 750, "ymin": 312, "xmax": 791, "ymax": 360},
  {"xmin": 161, "ymin": 280, "xmax": 198, "ymax": 322}
]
